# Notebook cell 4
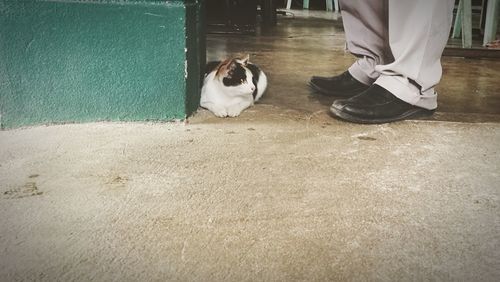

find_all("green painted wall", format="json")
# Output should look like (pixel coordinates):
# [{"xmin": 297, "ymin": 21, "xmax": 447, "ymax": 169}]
[{"xmin": 0, "ymin": 0, "xmax": 203, "ymax": 129}]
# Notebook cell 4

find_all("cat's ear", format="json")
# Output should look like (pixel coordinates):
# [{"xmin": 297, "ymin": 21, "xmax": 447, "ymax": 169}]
[
  {"xmin": 240, "ymin": 54, "xmax": 250, "ymax": 66},
  {"xmin": 225, "ymin": 60, "xmax": 238, "ymax": 78},
  {"xmin": 216, "ymin": 59, "xmax": 237, "ymax": 78}
]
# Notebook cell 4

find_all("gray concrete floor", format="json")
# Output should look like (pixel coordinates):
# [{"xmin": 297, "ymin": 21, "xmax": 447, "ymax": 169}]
[{"xmin": 1, "ymin": 10, "xmax": 500, "ymax": 281}]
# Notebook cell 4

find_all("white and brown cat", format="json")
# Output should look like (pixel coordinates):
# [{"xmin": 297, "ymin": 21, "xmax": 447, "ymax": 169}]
[{"xmin": 200, "ymin": 54, "xmax": 267, "ymax": 117}]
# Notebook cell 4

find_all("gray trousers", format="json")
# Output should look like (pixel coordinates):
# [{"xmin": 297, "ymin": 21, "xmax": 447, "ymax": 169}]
[{"xmin": 340, "ymin": 0, "xmax": 455, "ymax": 110}]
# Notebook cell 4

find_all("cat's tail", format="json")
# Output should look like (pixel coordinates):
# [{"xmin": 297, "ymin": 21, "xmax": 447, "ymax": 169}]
[{"xmin": 254, "ymin": 71, "xmax": 268, "ymax": 102}]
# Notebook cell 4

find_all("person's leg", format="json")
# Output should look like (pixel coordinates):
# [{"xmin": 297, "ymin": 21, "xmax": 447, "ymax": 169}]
[
  {"xmin": 341, "ymin": 0, "xmax": 391, "ymax": 85},
  {"xmin": 374, "ymin": 0, "xmax": 455, "ymax": 110},
  {"xmin": 309, "ymin": 0, "xmax": 390, "ymax": 97},
  {"xmin": 330, "ymin": 0, "xmax": 455, "ymax": 123}
]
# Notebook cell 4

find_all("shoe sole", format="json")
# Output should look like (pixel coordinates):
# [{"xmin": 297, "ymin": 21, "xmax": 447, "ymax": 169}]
[
  {"xmin": 308, "ymin": 81, "xmax": 368, "ymax": 97},
  {"xmin": 329, "ymin": 106, "xmax": 435, "ymax": 124}
]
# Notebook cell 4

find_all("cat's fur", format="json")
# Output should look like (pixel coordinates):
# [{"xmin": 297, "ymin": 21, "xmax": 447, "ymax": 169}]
[{"xmin": 200, "ymin": 55, "xmax": 267, "ymax": 117}]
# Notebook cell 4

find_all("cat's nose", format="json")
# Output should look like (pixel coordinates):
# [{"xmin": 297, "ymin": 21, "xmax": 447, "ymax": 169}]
[{"xmin": 250, "ymin": 86, "xmax": 255, "ymax": 91}]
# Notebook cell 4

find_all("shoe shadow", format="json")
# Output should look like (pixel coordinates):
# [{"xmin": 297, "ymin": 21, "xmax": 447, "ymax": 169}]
[{"xmin": 307, "ymin": 87, "xmax": 337, "ymax": 107}]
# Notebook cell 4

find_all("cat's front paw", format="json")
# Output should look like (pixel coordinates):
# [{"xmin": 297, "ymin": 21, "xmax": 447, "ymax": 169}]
[
  {"xmin": 227, "ymin": 107, "xmax": 243, "ymax": 117},
  {"xmin": 211, "ymin": 109, "xmax": 228, "ymax": 118},
  {"xmin": 202, "ymin": 104, "xmax": 228, "ymax": 117}
]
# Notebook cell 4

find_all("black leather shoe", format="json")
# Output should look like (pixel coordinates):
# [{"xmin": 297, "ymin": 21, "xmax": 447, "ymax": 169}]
[
  {"xmin": 309, "ymin": 71, "xmax": 369, "ymax": 97},
  {"xmin": 330, "ymin": 84, "xmax": 435, "ymax": 124}
]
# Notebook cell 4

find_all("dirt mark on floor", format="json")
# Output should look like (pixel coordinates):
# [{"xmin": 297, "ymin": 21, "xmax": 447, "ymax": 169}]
[{"xmin": 3, "ymin": 176, "xmax": 43, "ymax": 199}]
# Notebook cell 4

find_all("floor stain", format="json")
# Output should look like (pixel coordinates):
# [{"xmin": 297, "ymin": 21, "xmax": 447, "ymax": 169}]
[
  {"xmin": 105, "ymin": 175, "xmax": 129, "ymax": 190},
  {"xmin": 357, "ymin": 136, "xmax": 377, "ymax": 141},
  {"xmin": 110, "ymin": 176, "xmax": 128, "ymax": 185},
  {"xmin": 3, "ymin": 182, "xmax": 43, "ymax": 199}
]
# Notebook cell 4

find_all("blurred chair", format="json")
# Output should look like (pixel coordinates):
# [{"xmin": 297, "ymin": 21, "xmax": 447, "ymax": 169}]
[
  {"xmin": 286, "ymin": 0, "xmax": 339, "ymax": 12},
  {"xmin": 452, "ymin": 0, "xmax": 499, "ymax": 48},
  {"xmin": 482, "ymin": 0, "xmax": 499, "ymax": 46}
]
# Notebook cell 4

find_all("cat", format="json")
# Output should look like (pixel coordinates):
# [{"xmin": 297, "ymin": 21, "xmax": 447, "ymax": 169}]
[{"xmin": 200, "ymin": 54, "xmax": 267, "ymax": 117}]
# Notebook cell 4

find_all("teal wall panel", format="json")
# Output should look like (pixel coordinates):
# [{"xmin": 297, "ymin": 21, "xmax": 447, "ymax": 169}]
[{"xmin": 0, "ymin": 0, "xmax": 203, "ymax": 129}]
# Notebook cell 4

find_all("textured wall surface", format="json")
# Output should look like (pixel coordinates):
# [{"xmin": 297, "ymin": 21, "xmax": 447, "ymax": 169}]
[{"xmin": 0, "ymin": 0, "xmax": 202, "ymax": 129}]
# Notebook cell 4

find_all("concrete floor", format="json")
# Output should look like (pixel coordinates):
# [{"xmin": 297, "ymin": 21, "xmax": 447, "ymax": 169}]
[{"xmin": 1, "ymin": 10, "xmax": 500, "ymax": 281}]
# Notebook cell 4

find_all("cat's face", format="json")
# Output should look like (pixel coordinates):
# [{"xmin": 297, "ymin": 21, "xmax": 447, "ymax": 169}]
[{"xmin": 216, "ymin": 56, "xmax": 256, "ymax": 95}]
